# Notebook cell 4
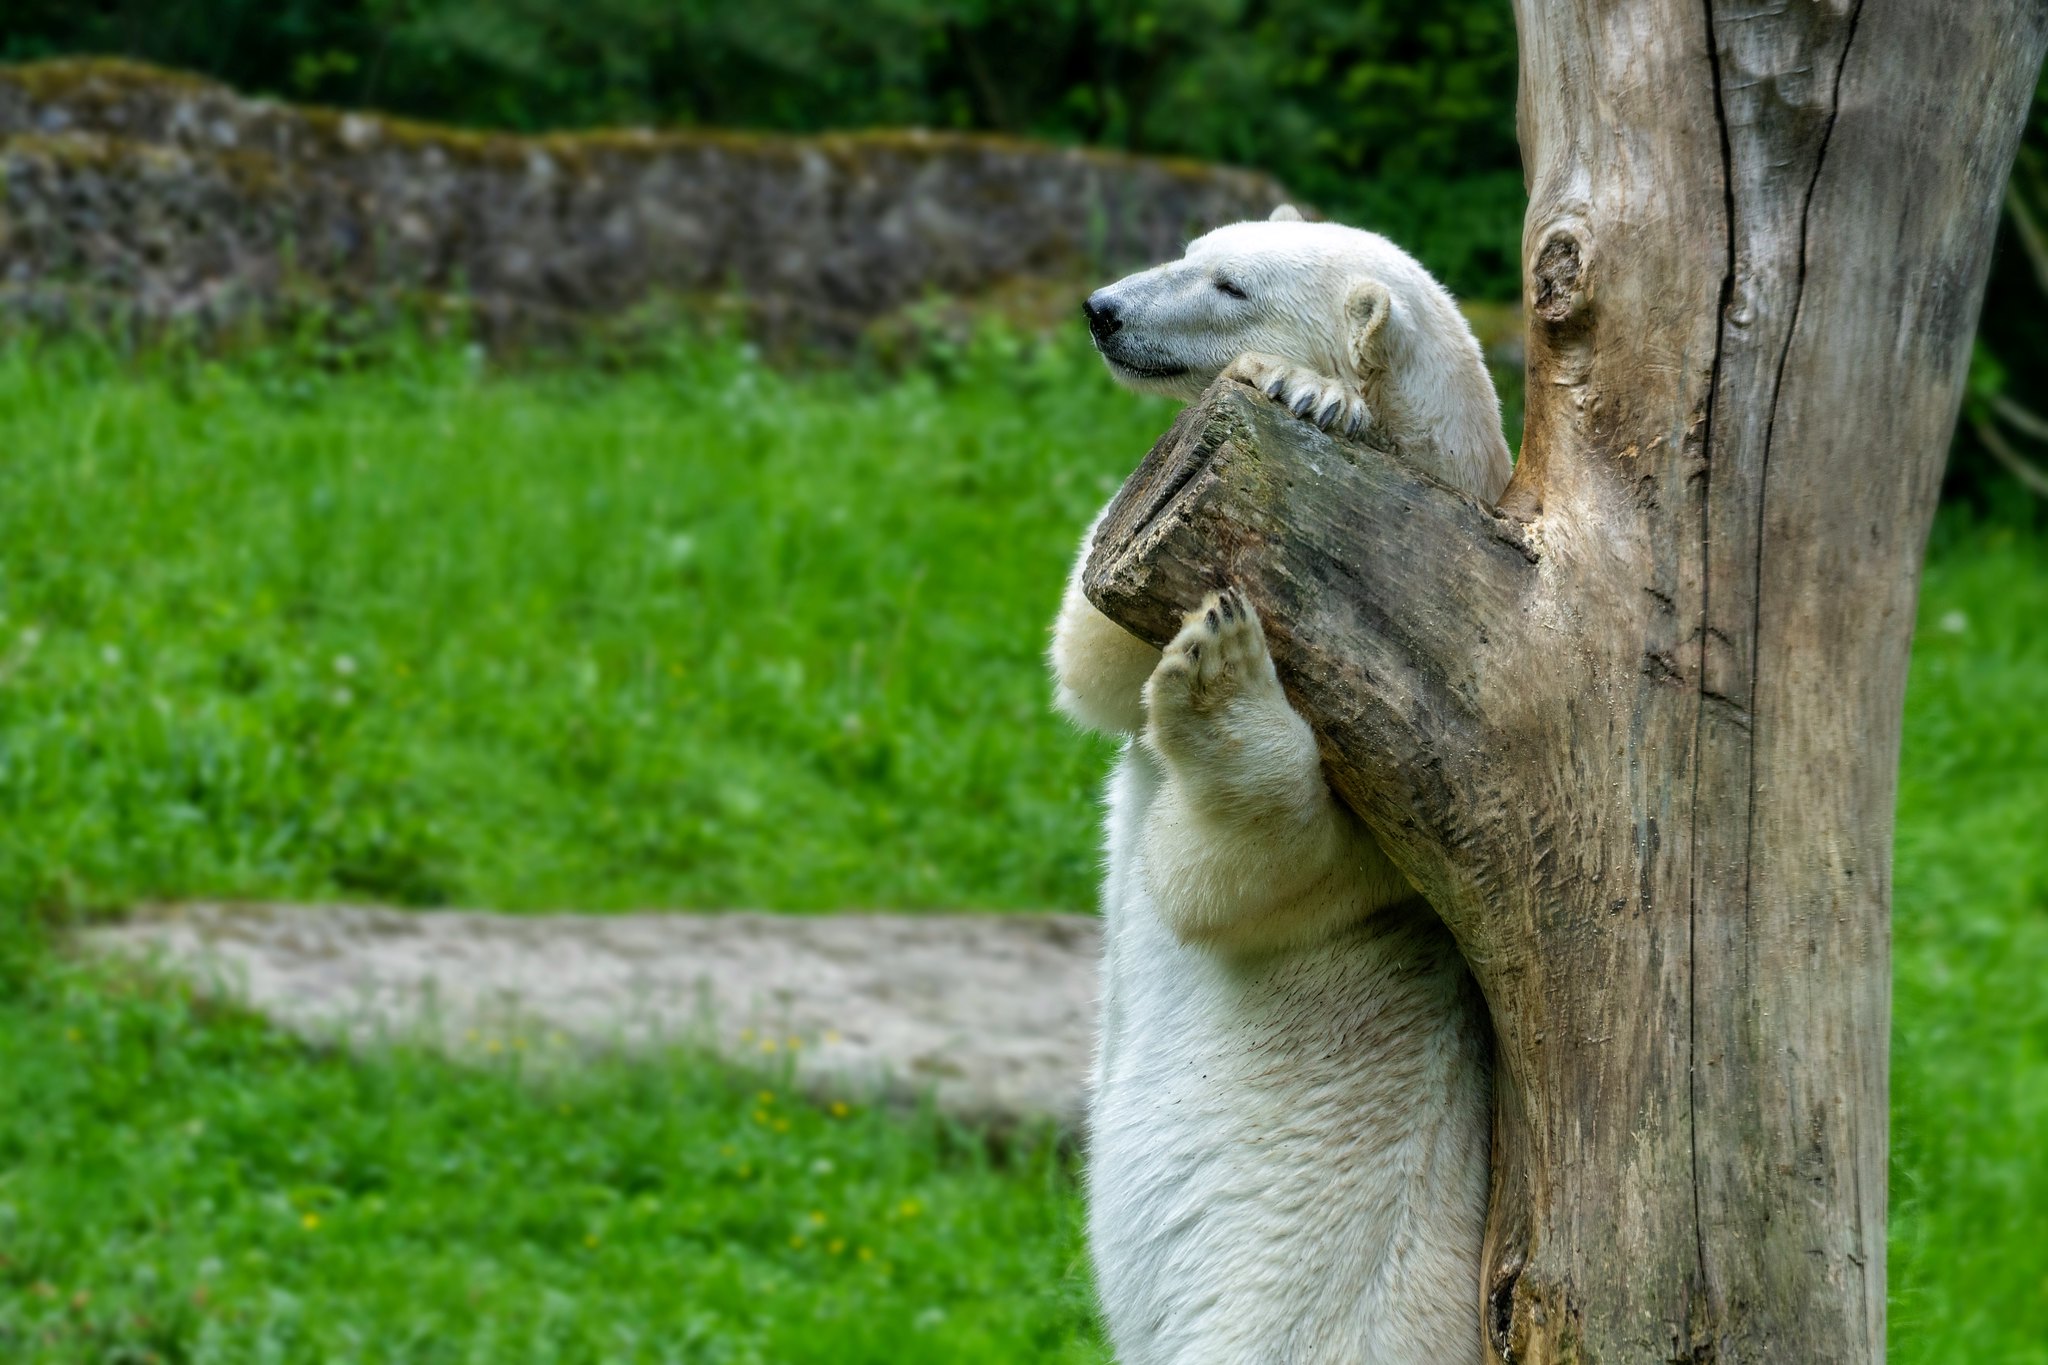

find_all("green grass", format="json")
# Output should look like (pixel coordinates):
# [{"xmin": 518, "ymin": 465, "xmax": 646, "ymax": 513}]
[
  {"xmin": 0, "ymin": 330, "xmax": 1163, "ymax": 914},
  {"xmin": 0, "ymin": 943, "xmax": 1101, "ymax": 1363},
  {"xmin": 1888, "ymin": 524, "xmax": 2048, "ymax": 1358},
  {"xmin": 0, "ymin": 333, "xmax": 2044, "ymax": 1362}
]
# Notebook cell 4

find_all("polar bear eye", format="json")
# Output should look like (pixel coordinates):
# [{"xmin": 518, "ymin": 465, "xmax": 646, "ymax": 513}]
[{"xmin": 1214, "ymin": 277, "xmax": 1249, "ymax": 301}]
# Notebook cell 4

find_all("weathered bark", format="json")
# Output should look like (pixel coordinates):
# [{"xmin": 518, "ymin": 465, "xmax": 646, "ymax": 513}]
[{"xmin": 1083, "ymin": 3, "xmax": 2047, "ymax": 1361}]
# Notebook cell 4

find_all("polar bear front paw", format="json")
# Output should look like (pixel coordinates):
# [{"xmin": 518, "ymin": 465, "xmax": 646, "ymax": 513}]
[
  {"xmin": 1146, "ymin": 588, "xmax": 1274, "ymax": 713},
  {"xmin": 1143, "ymin": 588, "xmax": 1305, "ymax": 791},
  {"xmin": 1224, "ymin": 352, "xmax": 1371, "ymax": 437}
]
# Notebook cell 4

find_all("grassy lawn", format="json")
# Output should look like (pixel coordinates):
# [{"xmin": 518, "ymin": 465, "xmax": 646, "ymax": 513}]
[
  {"xmin": 0, "ymin": 331, "xmax": 1158, "ymax": 915},
  {"xmin": 0, "ymin": 333, "xmax": 2043, "ymax": 1361},
  {"xmin": 0, "ymin": 941, "xmax": 1100, "ymax": 1364},
  {"xmin": 1887, "ymin": 522, "xmax": 2048, "ymax": 1358}
]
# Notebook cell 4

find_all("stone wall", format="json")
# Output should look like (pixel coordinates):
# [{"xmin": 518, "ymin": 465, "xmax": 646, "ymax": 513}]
[{"xmin": 0, "ymin": 59, "xmax": 1291, "ymax": 345}]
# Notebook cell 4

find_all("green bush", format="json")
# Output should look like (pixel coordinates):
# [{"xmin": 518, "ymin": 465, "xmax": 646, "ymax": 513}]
[
  {"xmin": 1949, "ymin": 67, "xmax": 2048, "ymax": 522},
  {"xmin": 2, "ymin": 0, "xmax": 1526, "ymax": 298}
]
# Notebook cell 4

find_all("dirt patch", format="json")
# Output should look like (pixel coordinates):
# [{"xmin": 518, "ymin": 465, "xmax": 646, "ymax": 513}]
[{"xmin": 81, "ymin": 902, "xmax": 1100, "ymax": 1127}]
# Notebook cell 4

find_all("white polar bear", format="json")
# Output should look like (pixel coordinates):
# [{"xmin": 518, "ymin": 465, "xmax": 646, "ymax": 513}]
[{"xmin": 1052, "ymin": 207, "xmax": 1513, "ymax": 1364}]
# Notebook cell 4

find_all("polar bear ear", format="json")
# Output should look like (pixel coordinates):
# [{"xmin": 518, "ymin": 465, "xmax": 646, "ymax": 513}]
[
  {"xmin": 1268, "ymin": 203, "xmax": 1305, "ymax": 223},
  {"xmin": 1346, "ymin": 278, "xmax": 1393, "ymax": 372}
]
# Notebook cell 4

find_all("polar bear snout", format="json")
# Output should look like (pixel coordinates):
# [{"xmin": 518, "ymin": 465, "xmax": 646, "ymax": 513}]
[
  {"xmin": 1083, "ymin": 290, "xmax": 1123, "ymax": 344},
  {"xmin": 1083, "ymin": 280, "xmax": 1206, "ymax": 394},
  {"xmin": 1084, "ymin": 289, "xmax": 1179, "ymax": 378}
]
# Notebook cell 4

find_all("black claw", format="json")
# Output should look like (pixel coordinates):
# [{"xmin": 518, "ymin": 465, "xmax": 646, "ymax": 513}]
[
  {"xmin": 1205, "ymin": 608, "xmax": 1220, "ymax": 632},
  {"xmin": 1218, "ymin": 594, "xmax": 1236, "ymax": 623}
]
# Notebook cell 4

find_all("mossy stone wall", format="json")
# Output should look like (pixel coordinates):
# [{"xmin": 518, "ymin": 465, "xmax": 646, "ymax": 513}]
[{"xmin": 0, "ymin": 59, "xmax": 1291, "ymax": 345}]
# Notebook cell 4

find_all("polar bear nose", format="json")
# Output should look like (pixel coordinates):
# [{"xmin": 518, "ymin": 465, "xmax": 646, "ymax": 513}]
[{"xmin": 1083, "ymin": 292, "xmax": 1123, "ymax": 343}]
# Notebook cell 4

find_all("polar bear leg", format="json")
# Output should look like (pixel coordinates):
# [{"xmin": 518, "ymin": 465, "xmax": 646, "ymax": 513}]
[
  {"xmin": 1224, "ymin": 352, "xmax": 1372, "ymax": 436},
  {"xmin": 1051, "ymin": 516, "xmax": 1160, "ymax": 738},
  {"xmin": 1140, "ymin": 588, "xmax": 1409, "ymax": 951}
]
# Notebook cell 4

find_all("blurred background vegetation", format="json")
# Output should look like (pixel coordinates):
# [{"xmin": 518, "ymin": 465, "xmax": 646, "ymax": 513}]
[
  {"xmin": 0, "ymin": 0, "xmax": 1526, "ymax": 296},
  {"xmin": 5, "ymin": 0, "xmax": 2046, "ymax": 515}
]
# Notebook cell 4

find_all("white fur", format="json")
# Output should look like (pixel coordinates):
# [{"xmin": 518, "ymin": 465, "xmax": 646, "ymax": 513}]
[
  {"xmin": 1081, "ymin": 215, "xmax": 1512, "ymax": 501},
  {"xmin": 1055, "ymin": 210, "xmax": 1507, "ymax": 1363}
]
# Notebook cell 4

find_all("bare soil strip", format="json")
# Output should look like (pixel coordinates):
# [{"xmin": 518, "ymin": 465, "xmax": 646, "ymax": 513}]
[{"xmin": 83, "ymin": 903, "xmax": 1100, "ymax": 1125}]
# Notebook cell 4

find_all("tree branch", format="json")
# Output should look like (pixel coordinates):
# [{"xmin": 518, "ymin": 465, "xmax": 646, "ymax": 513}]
[
  {"xmin": 1082, "ymin": 378, "xmax": 1540, "ymax": 913},
  {"xmin": 1975, "ymin": 409, "xmax": 2048, "ymax": 498}
]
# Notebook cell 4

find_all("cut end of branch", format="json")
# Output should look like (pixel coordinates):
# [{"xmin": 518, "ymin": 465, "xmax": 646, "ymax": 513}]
[{"xmin": 1079, "ymin": 391, "xmax": 1259, "ymax": 645}]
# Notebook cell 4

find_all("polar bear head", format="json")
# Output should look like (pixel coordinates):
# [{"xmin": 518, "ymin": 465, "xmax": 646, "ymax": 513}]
[{"xmin": 1083, "ymin": 206, "xmax": 1512, "ymax": 502}]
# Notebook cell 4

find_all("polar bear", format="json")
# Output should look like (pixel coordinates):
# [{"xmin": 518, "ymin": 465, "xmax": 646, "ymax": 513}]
[{"xmin": 1052, "ymin": 207, "xmax": 1512, "ymax": 1364}]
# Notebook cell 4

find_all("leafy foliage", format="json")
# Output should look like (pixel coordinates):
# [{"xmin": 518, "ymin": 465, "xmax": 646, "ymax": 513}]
[
  {"xmin": 1950, "ymin": 61, "xmax": 2048, "ymax": 522},
  {"xmin": 2, "ymin": 0, "xmax": 1525, "ymax": 298}
]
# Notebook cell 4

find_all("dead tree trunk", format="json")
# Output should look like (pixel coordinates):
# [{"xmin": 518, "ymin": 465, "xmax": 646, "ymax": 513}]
[{"xmin": 1083, "ymin": 3, "xmax": 2045, "ymax": 1361}]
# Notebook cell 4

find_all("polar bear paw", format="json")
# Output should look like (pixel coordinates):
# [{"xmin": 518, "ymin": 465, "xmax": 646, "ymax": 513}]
[
  {"xmin": 1224, "ymin": 352, "xmax": 1372, "ymax": 437},
  {"xmin": 1143, "ymin": 587, "xmax": 1298, "ymax": 779}
]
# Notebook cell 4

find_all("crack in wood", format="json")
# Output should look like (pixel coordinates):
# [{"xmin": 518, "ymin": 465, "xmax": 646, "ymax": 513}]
[{"xmin": 1690, "ymin": 0, "xmax": 1743, "ymax": 1326}]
